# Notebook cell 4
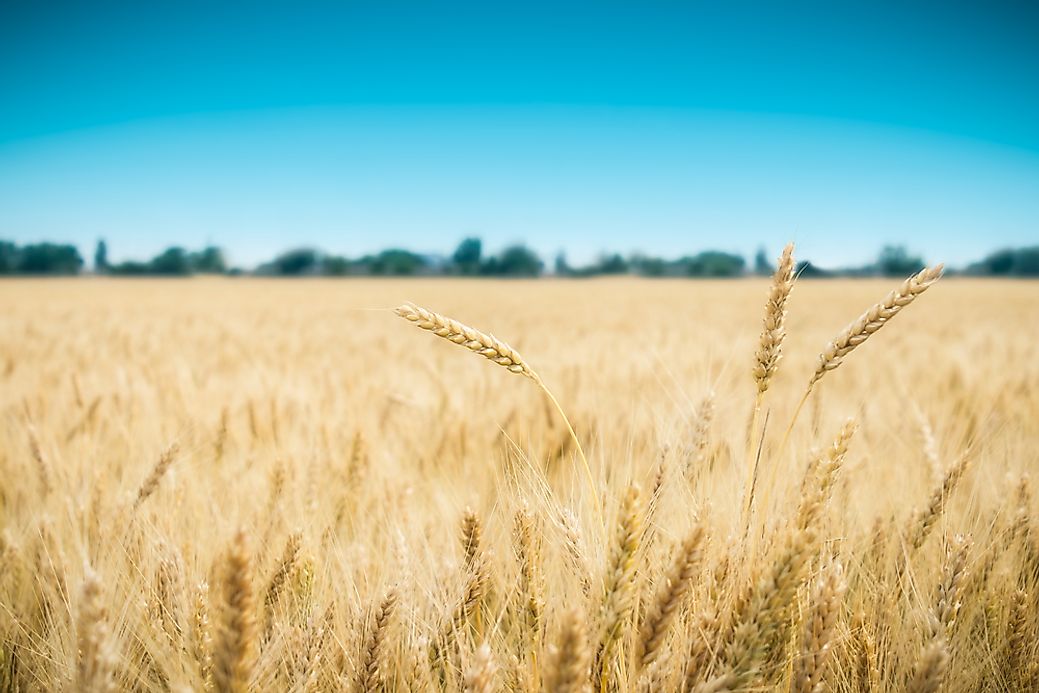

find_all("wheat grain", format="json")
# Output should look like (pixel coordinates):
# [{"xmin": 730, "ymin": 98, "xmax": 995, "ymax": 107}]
[
  {"xmin": 133, "ymin": 442, "xmax": 179, "ymax": 510},
  {"xmin": 545, "ymin": 608, "xmax": 590, "ymax": 693},
  {"xmin": 464, "ymin": 642, "xmax": 498, "ymax": 693},
  {"xmin": 395, "ymin": 302, "xmax": 538, "ymax": 380},
  {"xmin": 753, "ymin": 242, "xmax": 795, "ymax": 395},
  {"xmin": 213, "ymin": 530, "xmax": 256, "ymax": 693},
  {"xmin": 792, "ymin": 557, "xmax": 846, "ymax": 693},
  {"xmin": 637, "ymin": 525, "xmax": 705, "ymax": 669},
  {"xmin": 595, "ymin": 485, "xmax": 643, "ymax": 689},
  {"xmin": 357, "ymin": 588, "xmax": 398, "ymax": 692},
  {"xmin": 811, "ymin": 265, "xmax": 944, "ymax": 388},
  {"xmin": 907, "ymin": 638, "xmax": 948, "ymax": 693},
  {"xmin": 75, "ymin": 570, "xmax": 116, "ymax": 693}
]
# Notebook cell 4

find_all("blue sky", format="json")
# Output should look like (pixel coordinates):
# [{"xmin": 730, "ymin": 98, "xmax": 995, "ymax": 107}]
[{"xmin": 1, "ymin": 1, "xmax": 1037, "ymax": 268}]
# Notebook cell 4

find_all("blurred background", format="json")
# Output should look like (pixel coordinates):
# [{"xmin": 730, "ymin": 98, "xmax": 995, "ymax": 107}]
[{"xmin": 1, "ymin": 0, "xmax": 1037, "ymax": 277}]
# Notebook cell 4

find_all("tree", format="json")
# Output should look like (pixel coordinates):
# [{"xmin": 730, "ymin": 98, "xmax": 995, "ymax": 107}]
[
  {"xmin": 16, "ymin": 243, "xmax": 83, "ymax": 274},
  {"xmin": 321, "ymin": 255, "xmax": 351, "ymax": 276},
  {"xmin": 875, "ymin": 245, "xmax": 924, "ymax": 276},
  {"xmin": 189, "ymin": 246, "xmax": 226, "ymax": 274},
  {"xmin": 554, "ymin": 252, "xmax": 573, "ymax": 276},
  {"xmin": 483, "ymin": 245, "xmax": 543, "ymax": 277},
  {"xmin": 968, "ymin": 246, "xmax": 1039, "ymax": 276},
  {"xmin": 1014, "ymin": 247, "xmax": 1039, "ymax": 276},
  {"xmin": 0, "ymin": 241, "xmax": 19, "ymax": 273},
  {"xmin": 268, "ymin": 248, "xmax": 320, "ymax": 276},
  {"xmin": 795, "ymin": 260, "xmax": 829, "ymax": 277},
  {"xmin": 94, "ymin": 239, "xmax": 109, "ymax": 273},
  {"xmin": 631, "ymin": 254, "xmax": 666, "ymax": 277},
  {"xmin": 596, "ymin": 253, "xmax": 629, "ymax": 274},
  {"xmin": 754, "ymin": 247, "xmax": 773, "ymax": 276},
  {"xmin": 680, "ymin": 251, "xmax": 745, "ymax": 277},
  {"xmin": 367, "ymin": 246, "xmax": 428, "ymax": 274},
  {"xmin": 148, "ymin": 247, "xmax": 192, "ymax": 275},
  {"xmin": 451, "ymin": 237, "xmax": 482, "ymax": 275}
]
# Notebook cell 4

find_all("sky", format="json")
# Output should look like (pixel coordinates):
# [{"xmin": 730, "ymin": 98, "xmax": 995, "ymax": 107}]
[{"xmin": 1, "ymin": 1, "xmax": 1038, "ymax": 269}]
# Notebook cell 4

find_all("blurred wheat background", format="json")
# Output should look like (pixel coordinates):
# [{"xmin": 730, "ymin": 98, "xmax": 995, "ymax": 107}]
[{"xmin": 1, "ymin": 274, "xmax": 1038, "ymax": 692}]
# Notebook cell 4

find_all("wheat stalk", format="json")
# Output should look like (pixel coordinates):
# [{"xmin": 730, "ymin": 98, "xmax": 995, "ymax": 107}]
[
  {"xmin": 395, "ymin": 302, "xmax": 599, "ymax": 521},
  {"xmin": 637, "ymin": 525, "xmax": 705, "ymax": 670},
  {"xmin": 213, "ymin": 530, "xmax": 256, "ymax": 693},
  {"xmin": 75, "ymin": 569, "xmax": 116, "ymax": 693},
  {"xmin": 264, "ymin": 530, "xmax": 302, "ymax": 618},
  {"xmin": 595, "ymin": 485, "xmax": 643, "ymax": 691},
  {"xmin": 395, "ymin": 302, "xmax": 537, "ymax": 379},
  {"xmin": 753, "ymin": 242, "xmax": 796, "ymax": 396},
  {"xmin": 907, "ymin": 638, "xmax": 948, "ymax": 693},
  {"xmin": 792, "ymin": 557, "xmax": 847, "ymax": 693},
  {"xmin": 908, "ymin": 452, "xmax": 972, "ymax": 552},
  {"xmin": 464, "ymin": 642, "xmax": 498, "ymax": 693},
  {"xmin": 133, "ymin": 442, "xmax": 179, "ymax": 510},
  {"xmin": 546, "ymin": 608, "xmax": 590, "ymax": 693},
  {"xmin": 781, "ymin": 264, "xmax": 944, "ymax": 450},
  {"xmin": 812, "ymin": 264, "xmax": 944, "ymax": 387},
  {"xmin": 357, "ymin": 588, "xmax": 398, "ymax": 692}
]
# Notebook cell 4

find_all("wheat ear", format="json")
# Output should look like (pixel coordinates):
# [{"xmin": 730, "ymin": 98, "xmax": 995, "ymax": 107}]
[
  {"xmin": 213, "ymin": 530, "xmax": 256, "ymax": 693},
  {"xmin": 75, "ymin": 569, "xmax": 116, "ymax": 693},
  {"xmin": 753, "ymin": 242, "xmax": 796, "ymax": 396},
  {"xmin": 264, "ymin": 530, "xmax": 302, "ymax": 618},
  {"xmin": 595, "ymin": 485, "xmax": 643, "ymax": 692},
  {"xmin": 395, "ymin": 302, "xmax": 598, "ymax": 519},
  {"xmin": 636, "ymin": 525, "xmax": 706, "ymax": 670},
  {"xmin": 358, "ymin": 588, "xmax": 398, "ymax": 692},
  {"xmin": 907, "ymin": 638, "xmax": 948, "ymax": 693},
  {"xmin": 133, "ymin": 442, "xmax": 179, "ymax": 510},
  {"xmin": 781, "ymin": 264, "xmax": 943, "ymax": 450},
  {"xmin": 546, "ymin": 607, "xmax": 590, "ymax": 693},
  {"xmin": 464, "ymin": 642, "xmax": 498, "ymax": 693},
  {"xmin": 743, "ymin": 243, "xmax": 795, "ymax": 523},
  {"xmin": 792, "ymin": 557, "xmax": 847, "ymax": 693}
]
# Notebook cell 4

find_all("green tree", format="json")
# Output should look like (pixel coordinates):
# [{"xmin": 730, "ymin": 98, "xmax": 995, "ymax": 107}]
[
  {"xmin": 1013, "ymin": 247, "xmax": 1039, "ymax": 276},
  {"xmin": 483, "ymin": 245, "xmax": 543, "ymax": 276},
  {"xmin": 554, "ymin": 252, "xmax": 573, "ymax": 276},
  {"xmin": 148, "ymin": 247, "xmax": 192, "ymax": 275},
  {"xmin": 321, "ymin": 255, "xmax": 351, "ymax": 276},
  {"xmin": 875, "ymin": 245, "xmax": 924, "ymax": 276},
  {"xmin": 17, "ymin": 243, "xmax": 84, "ymax": 274},
  {"xmin": 631, "ymin": 254, "xmax": 666, "ymax": 277},
  {"xmin": 680, "ymin": 251, "xmax": 745, "ymax": 277},
  {"xmin": 596, "ymin": 253, "xmax": 629, "ymax": 274},
  {"xmin": 94, "ymin": 239, "xmax": 109, "ymax": 273},
  {"xmin": 268, "ymin": 248, "xmax": 320, "ymax": 275},
  {"xmin": 0, "ymin": 241, "xmax": 19, "ymax": 273},
  {"xmin": 754, "ymin": 247, "xmax": 773, "ymax": 276},
  {"xmin": 367, "ymin": 249, "xmax": 427, "ymax": 275},
  {"xmin": 451, "ymin": 237, "xmax": 482, "ymax": 275},
  {"xmin": 189, "ymin": 246, "xmax": 226, "ymax": 274}
]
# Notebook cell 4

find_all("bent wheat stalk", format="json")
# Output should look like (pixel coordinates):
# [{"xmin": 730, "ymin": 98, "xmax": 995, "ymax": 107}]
[
  {"xmin": 743, "ymin": 243, "xmax": 795, "ymax": 529},
  {"xmin": 394, "ymin": 302, "xmax": 598, "ymax": 516},
  {"xmin": 780, "ymin": 264, "xmax": 944, "ymax": 451}
]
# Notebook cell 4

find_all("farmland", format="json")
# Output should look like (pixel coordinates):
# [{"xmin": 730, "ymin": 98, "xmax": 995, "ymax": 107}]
[{"xmin": 1, "ymin": 276, "xmax": 1037, "ymax": 691}]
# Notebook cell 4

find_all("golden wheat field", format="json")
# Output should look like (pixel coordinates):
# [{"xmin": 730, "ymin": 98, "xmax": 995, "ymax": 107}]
[{"xmin": 2, "ymin": 272, "xmax": 1038, "ymax": 692}]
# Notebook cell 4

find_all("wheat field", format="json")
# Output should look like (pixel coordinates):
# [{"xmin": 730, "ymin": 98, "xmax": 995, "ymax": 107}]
[{"xmin": 1, "ymin": 273, "xmax": 1038, "ymax": 692}]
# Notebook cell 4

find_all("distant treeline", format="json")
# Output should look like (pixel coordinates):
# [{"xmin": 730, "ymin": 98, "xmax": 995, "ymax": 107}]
[{"xmin": 2, "ymin": 237, "xmax": 1038, "ymax": 277}]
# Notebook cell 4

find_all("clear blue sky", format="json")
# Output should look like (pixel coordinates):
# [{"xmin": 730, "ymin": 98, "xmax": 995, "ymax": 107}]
[{"xmin": 1, "ymin": 1, "xmax": 1037, "ymax": 268}]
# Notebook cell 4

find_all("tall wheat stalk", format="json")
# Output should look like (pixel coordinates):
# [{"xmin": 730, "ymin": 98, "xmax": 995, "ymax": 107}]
[
  {"xmin": 779, "ymin": 265, "xmax": 944, "ymax": 452},
  {"xmin": 395, "ymin": 302, "xmax": 599, "ymax": 518},
  {"xmin": 743, "ymin": 243, "xmax": 795, "ymax": 530}
]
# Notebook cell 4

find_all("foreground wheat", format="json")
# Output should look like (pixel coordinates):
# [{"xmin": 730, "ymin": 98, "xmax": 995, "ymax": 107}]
[
  {"xmin": 394, "ymin": 301, "xmax": 598, "ymax": 512},
  {"xmin": 3, "ymin": 277, "xmax": 1034, "ymax": 693},
  {"xmin": 781, "ymin": 264, "xmax": 944, "ymax": 448},
  {"xmin": 743, "ymin": 242, "xmax": 796, "ymax": 530}
]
